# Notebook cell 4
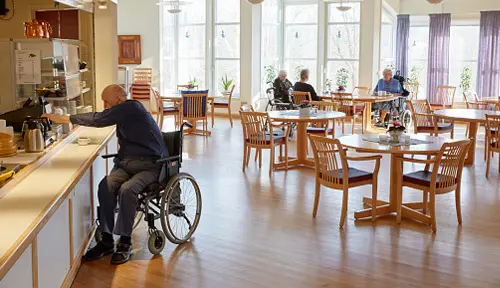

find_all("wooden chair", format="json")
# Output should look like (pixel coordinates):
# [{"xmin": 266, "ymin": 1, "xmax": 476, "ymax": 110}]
[
  {"xmin": 291, "ymin": 91, "xmax": 312, "ymax": 105},
  {"xmin": 239, "ymin": 103, "xmax": 254, "ymax": 112},
  {"xmin": 308, "ymin": 135, "xmax": 381, "ymax": 227},
  {"xmin": 430, "ymin": 85, "xmax": 456, "ymax": 110},
  {"xmin": 332, "ymin": 92, "xmax": 365, "ymax": 134},
  {"xmin": 240, "ymin": 111, "xmax": 290, "ymax": 176},
  {"xmin": 133, "ymin": 68, "xmax": 153, "ymax": 83},
  {"xmin": 463, "ymin": 92, "xmax": 488, "ymax": 110},
  {"xmin": 177, "ymin": 84, "xmax": 199, "ymax": 91},
  {"xmin": 485, "ymin": 114, "xmax": 500, "ymax": 178},
  {"xmin": 352, "ymin": 86, "xmax": 371, "ymax": 95},
  {"xmin": 213, "ymin": 85, "xmax": 235, "ymax": 128},
  {"xmin": 180, "ymin": 92, "xmax": 209, "ymax": 137},
  {"xmin": 396, "ymin": 139, "xmax": 472, "ymax": 232},
  {"xmin": 404, "ymin": 82, "xmax": 419, "ymax": 101},
  {"xmin": 406, "ymin": 100, "xmax": 454, "ymax": 138},
  {"xmin": 306, "ymin": 101, "xmax": 337, "ymax": 137},
  {"xmin": 151, "ymin": 87, "xmax": 179, "ymax": 131}
]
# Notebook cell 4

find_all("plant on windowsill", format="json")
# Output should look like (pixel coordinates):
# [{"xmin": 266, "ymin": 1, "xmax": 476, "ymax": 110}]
[
  {"xmin": 220, "ymin": 74, "xmax": 233, "ymax": 95},
  {"xmin": 187, "ymin": 77, "xmax": 197, "ymax": 90},
  {"xmin": 264, "ymin": 64, "xmax": 276, "ymax": 87},
  {"xmin": 336, "ymin": 68, "xmax": 349, "ymax": 91},
  {"xmin": 460, "ymin": 66, "xmax": 472, "ymax": 93}
]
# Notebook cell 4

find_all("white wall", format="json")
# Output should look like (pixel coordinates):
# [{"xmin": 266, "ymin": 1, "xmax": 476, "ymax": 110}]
[
  {"xmin": 384, "ymin": 0, "xmax": 400, "ymax": 13},
  {"xmin": 400, "ymin": 0, "xmax": 500, "ymax": 15},
  {"xmin": 117, "ymin": 0, "xmax": 160, "ymax": 89}
]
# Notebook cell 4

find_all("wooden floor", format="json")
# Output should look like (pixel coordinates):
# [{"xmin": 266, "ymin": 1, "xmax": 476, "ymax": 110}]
[{"xmin": 72, "ymin": 118, "xmax": 500, "ymax": 288}]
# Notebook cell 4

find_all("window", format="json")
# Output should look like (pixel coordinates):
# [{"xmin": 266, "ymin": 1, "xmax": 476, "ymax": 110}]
[
  {"xmin": 409, "ymin": 18, "xmax": 479, "ymax": 100},
  {"xmin": 326, "ymin": 2, "xmax": 360, "ymax": 90},
  {"xmin": 262, "ymin": 0, "xmax": 281, "ymax": 92},
  {"xmin": 380, "ymin": 7, "xmax": 396, "ymax": 71},
  {"xmin": 408, "ymin": 24, "xmax": 429, "ymax": 98},
  {"xmin": 214, "ymin": 0, "xmax": 240, "ymax": 95},
  {"xmin": 450, "ymin": 24, "xmax": 479, "ymax": 99},
  {"xmin": 284, "ymin": 2, "xmax": 318, "ymax": 85},
  {"xmin": 161, "ymin": 0, "xmax": 207, "ymax": 93}
]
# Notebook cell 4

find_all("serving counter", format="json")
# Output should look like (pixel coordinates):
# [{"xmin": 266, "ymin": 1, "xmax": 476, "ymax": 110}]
[{"xmin": 0, "ymin": 126, "xmax": 117, "ymax": 288}]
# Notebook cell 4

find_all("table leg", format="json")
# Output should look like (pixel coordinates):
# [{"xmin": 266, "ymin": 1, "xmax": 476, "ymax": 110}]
[
  {"xmin": 465, "ymin": 122, "xmax": 478, "ymax": 165},
  {"xmin": 363, "ymin": 102, "xmax": 372, "ymax": 132},
  {"xmin": 211, "ymin": 100, "xmax": 215, "ymax": 128},
  {"xmin": 275, "ymin": 122, "xmax": 314, "ymax": 170}
]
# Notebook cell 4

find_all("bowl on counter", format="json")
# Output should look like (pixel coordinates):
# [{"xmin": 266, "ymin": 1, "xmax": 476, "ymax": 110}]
[{"xmin": 77, "ymin": 137, "xmax": 92, "ymax": 146}]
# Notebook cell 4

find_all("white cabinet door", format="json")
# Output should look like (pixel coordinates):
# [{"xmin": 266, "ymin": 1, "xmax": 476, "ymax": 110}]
[
  {"xmin": 92, "ymin": 149, "xmax": 107, "ymax": 222},
  {"xmin": 106, "ymin": 134, "xmax": 118, "ymax": 175},
  {"xmin": 37, "ymin": 200, "xmax": 70, "ymax": 288},
  {"xmin": 0, "ymin": 244, "xmax": 33, "ymax": 288},
  {"xmin": 71, "ymin": 170, "xmax": 92, "ymax": 261}
]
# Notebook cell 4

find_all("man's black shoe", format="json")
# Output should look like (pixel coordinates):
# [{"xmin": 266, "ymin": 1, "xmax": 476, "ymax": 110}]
[
  {"xmin": 110, "ymin": 242, "xmax": 132, "ymax": 265},
  {"xmin": 83, "ymin": 241, "xmax": 114, "ymax": 261}
]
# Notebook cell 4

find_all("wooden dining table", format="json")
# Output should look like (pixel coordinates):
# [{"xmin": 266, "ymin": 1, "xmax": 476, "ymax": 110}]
[
  {"xmin": 161, "ymin": 95, "xmax": 217, "ymax": 127},
  {"xmin": 320, "ymin": 94, "xmax": 402, "ymax": 131},
  {"xmin": 339, "ymin": 134, "xmax": 448, "ymax": 223},
  {"xmin": 434, "ymin": 109, "xmax": 500, "ymax": 165},
  {"xmin": 268, "ymin": 110, "xmax": 345, "ymax": 169}
]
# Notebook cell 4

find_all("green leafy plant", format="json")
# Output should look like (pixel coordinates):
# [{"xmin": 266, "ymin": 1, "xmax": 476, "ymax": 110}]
[
  {"xmin": 336, "ymin": 68, "xmax": 349, "ymax": 88},
  {"xmin": 294, "ymin": 65, "xmax": 304, "ymax": 83},
  {"xmin": 264, "ymin": 64, "xmax": 276, "ymax": 86},
  {"xmin": 409, "ymin": 65, "xmax": 422, "ymax": 85},
  {"xmin": 188, "ymin": 76, "xmax": 197, "ymax": 85},
  {"xmin": 460, "ymin": 66, "xmax": 472, "ymax": 92},
  {"xmin": 220, "ymin": 74, "xmax": 233, "ymax": 92}
]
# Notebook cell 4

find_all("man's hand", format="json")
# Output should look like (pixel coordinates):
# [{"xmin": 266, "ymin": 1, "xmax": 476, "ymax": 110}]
[{"xmin": 41, "ymin": 114, "xmax": 71, "ymax": 124}]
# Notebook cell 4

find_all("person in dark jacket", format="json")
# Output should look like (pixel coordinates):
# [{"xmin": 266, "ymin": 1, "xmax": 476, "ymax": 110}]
[
  {"xmin": 44, "ymin": 84, "xmax": 167, "ymax": 265},
  {"xmin": 293, "ymin": 69, "xmax": 321, "ymax": 101},
  {"xmin": 273, "ymin": 70, "xmax": 293, "ymax": 103}
]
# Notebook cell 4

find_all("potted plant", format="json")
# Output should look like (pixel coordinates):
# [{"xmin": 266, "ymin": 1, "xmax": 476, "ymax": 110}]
[
  {"xmin": 264, "ymin": 64, "xmax": 276, "ymax": 87},
  {"xmin": 187, "ymin": 77, "xmax": 197, "ymax": 90},
  {"xmin": 220, "ymin": 74, "xmax": 233, "ymax": 95},
  {"xmin": 336, "ymin": 68, "xmax": 349, "ymax": 91},
  {"xmin": 299, "ymin": 100, "xmax": 311, "ymax": 116},
  {"xmin": 460, "ymin": 66, "xmax": 472, "ymax": 93},
  {"xmin": 387, "ymin": 121, "xmax": 406, "ymax": 143}
]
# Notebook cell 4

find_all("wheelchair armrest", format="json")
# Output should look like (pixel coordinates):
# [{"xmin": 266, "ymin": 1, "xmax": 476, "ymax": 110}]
[
  {"xmin": 101, "ymin": 154, "xmax": 118, "ymax": 159},
  {"xmin": 155, "ymin": 155, "xmax": 181, "ymax": 164}
]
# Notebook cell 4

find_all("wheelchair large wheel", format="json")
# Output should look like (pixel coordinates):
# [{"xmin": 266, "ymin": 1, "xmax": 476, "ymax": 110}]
[{"xmin": 160, "ymin": 172, "xmax": 202, "ymax": 244}]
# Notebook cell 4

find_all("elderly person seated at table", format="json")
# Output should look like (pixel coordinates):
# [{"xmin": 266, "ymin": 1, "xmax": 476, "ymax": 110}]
[
  {"xmin": 293, "ymin": 69, "xmax": 321, "ymax": 101},
  {"xmin": 273, "ymin": 69, "xmax": 293, "ymax": 103},
  {"xmin": 373, "ymin": 68, "xmax": 403, "ymax": 123}
]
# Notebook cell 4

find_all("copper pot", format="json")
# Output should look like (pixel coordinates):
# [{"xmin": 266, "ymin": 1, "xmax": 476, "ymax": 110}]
[
  {"xmin": 39, "ymin": 20, "xmax": 52, "ymax": 38},
  {"xmin": 24, "ymin": 20, "xmax": 44, "ymax": 38}
]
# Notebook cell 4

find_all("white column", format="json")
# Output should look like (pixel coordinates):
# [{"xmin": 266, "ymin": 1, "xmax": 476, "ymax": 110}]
[
  {"xmin": 240, "ymin": 0, "xmax": 262, "ymax": 109},
  {"xmin": 94, "ymin": 3, "xmax": 118, "ymax": 112},
  {"xmin": 358, "ymin": 0, "xmax": 383, "ymax": 89}
]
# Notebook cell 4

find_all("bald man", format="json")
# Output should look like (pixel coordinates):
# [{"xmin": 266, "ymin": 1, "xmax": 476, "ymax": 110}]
[{"xmin": 45, "ymin": 84, "xmax": 167, "ymax": 265}]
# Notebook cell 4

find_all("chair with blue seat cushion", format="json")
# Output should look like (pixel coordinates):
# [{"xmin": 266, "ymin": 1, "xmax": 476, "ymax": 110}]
[{"xmin": 180, "ymin": 90, "xmax": 210, "ymax": 136}]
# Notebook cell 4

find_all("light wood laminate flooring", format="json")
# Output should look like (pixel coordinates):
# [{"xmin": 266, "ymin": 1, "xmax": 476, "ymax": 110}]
[{"xmin": 72, "ymin": 119, "xmax": 500, "ymax": 288}]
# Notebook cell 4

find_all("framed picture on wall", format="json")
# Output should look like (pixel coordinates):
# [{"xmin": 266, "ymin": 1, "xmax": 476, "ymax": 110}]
[{"xmin": 118, "ymin": 35, "xmax": 141, "ymax": 64}]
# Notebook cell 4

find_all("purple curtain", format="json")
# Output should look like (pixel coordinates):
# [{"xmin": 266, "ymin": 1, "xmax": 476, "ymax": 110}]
[
  {"xmin": 476, "ymin": 11, "xmax": 500, "ymax": 99},
  {"xmin": 427, "ymin": 13, "xmax": 451, "ymax": 103},
  {"xmin": 395, "ymin": 15, "xmax": 410, "ymax": 77}
]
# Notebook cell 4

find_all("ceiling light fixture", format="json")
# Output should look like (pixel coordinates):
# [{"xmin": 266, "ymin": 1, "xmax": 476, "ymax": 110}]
[
  {"xmin": 427, "ymin": 0, "xmax": 443, "ymax": 4},
  {"xmin": 336, "ymin": 0, "xmax": 352, "ymax": 12},
  {"xmin": 246, "ymin": 0, "xmax": 265, "ymax": 4},
  {"xmin": 157, "ymin": 0, "xmax": 192, "ymax": 13}
]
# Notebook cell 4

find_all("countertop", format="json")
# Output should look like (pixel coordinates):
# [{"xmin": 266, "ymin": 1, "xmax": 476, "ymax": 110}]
[{"xmin": 0, "ymin": 126, "xmax": 115, "ymax": 278}]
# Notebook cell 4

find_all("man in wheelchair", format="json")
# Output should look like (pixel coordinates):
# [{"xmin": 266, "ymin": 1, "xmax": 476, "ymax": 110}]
[{"xmin": 44, "ymin": 84, "xmax": 168, "ymax": 264}]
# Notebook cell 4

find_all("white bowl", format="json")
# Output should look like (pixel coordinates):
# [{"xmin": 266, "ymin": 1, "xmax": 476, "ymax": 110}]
[{"xmin": 77, "ymin": 138, "xmax": 91, "ymax": 146}]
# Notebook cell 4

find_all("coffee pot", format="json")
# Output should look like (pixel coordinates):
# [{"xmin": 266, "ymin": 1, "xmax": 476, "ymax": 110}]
[{"xmin": 22, "ymin": 117, "xmax": 46, "ymax": 153}]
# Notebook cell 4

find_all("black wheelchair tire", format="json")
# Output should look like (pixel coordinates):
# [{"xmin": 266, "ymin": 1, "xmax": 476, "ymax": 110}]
[{"xmin": 160, "ymin": 172, "xmax": 202, "ymax": 244}]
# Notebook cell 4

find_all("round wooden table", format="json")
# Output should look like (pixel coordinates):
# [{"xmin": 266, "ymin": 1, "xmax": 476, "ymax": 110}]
[
  {"xmin": 434, "ymin": 109, "xmax": 500, "ymax": 165},
  {"xmin": 268, "ymin": 110, "xmax": 345, "ymax": 169},
  {"xmin": 339, "ymin": 134, "xmax": 448, "ymax": 222}
]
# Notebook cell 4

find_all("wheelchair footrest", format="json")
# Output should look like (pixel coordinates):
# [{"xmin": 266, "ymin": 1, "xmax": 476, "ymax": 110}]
[{"xmin": 147, "ymin": 213, "xmax": 156, "ymax": 229}]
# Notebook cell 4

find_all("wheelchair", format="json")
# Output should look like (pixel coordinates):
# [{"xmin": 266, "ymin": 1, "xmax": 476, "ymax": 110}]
[{"xmin": 95, "ymin": 122, "xmax": 202, "ymax": 255}]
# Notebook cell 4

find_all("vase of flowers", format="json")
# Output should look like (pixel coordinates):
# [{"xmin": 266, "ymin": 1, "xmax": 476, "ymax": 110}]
[
  {"xmin": 299, "ymin": 100, "xmax": 311, "ymax": 116},
  {"xmin": 187, "ymin": 77, "xmax": 197, "ymax": 90},
  {"xmin": 337, "ymin": 85, "xmax": 345, "ymax": 92},
  {"xmin": 387, "ymin": 121, "xmax": 405, "ymax": 143}
]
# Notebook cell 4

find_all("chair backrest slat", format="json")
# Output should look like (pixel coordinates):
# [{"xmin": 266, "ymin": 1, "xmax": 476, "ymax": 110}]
[
  {"xmin": 292, "ymin": 91, "xmax": 312, "ymax": 105},
  {"xmin": 181, "ymin": 93, "xmax": 207, "ymax": 119},
  {"xmin": 352, "ymin": 86, "xmax": 370, "ymax": 95},
  {"xmin": 434, "ymin": 85, "xmax": 456, "ymax": 107},
  {"xmin": 331, "ymin": 92, "xmax": 354, "ymax": 115},
  {"xmin": 431, "ymin": 140, "xmax": 471, "ymax": 190},
  {"xmin": 407, "ymin": 99, "xmax": 434, "ymax": 129},
  {"xmin": 486, "ymin": 114, "xmax": 500, "ymax": 151},
  {"xmin": 309, "ymin": 135, "xmax": 349, "ymax": 186},
  {"xmin": 133, "ymin": 68, "xmax": 153, "ymax": 84},
  {"xmin": 404, "ymin": 82, "xmax": 419, "ymax": 101},
  {"xmin": 239, "ymin": 111, "xmax": 269, "ymax": 146}
]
